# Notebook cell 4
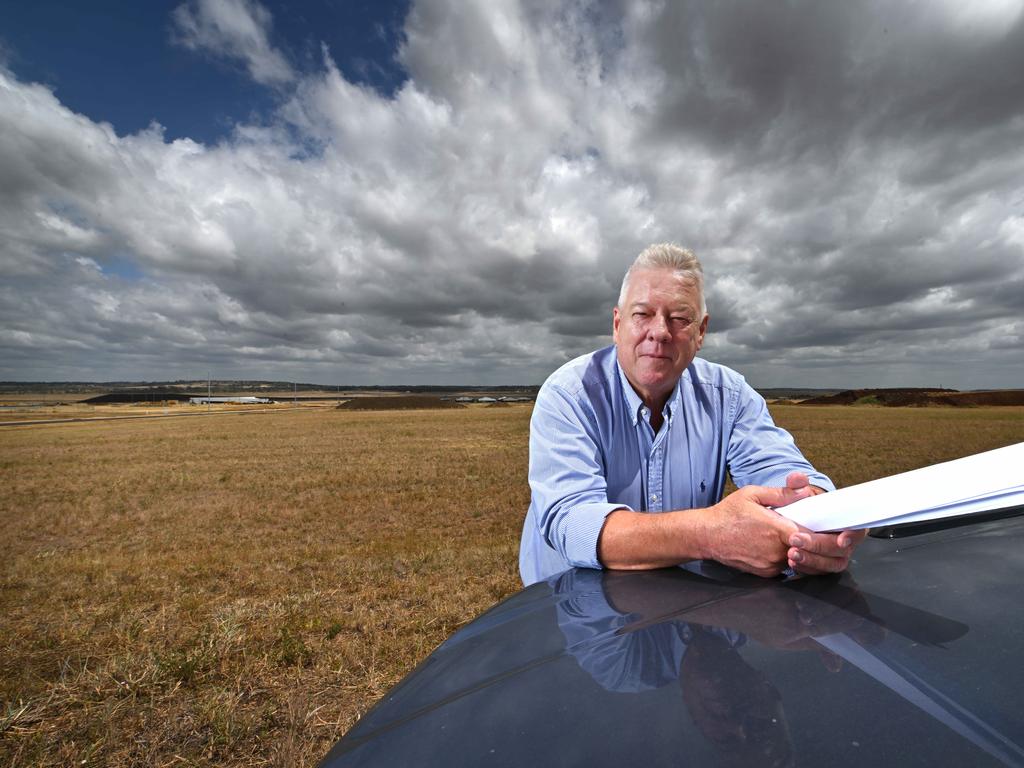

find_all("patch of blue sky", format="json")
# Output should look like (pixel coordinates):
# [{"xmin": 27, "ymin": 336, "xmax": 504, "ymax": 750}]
[
  {"xmin": 66, "ymin": 250, "xmax": 145, "ymax": 281},
  {"xmin": 0, "ymin": 0, "xmax": 411, "ymax": 146},
  {"xmin": 101, "ymin": 256, "xmax": 146, "ymax": 281},
  {"xmin": 1, "ymin": 1, "xmax": 242, "ymax": 144},
  {"xmin": 273, "ymin": 0, "xmax": 411, "ymax": 98}
]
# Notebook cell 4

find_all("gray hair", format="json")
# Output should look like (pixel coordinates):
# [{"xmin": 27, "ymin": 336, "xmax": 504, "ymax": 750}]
[{"xmin": 618, "ymin": 243, "xmax": 706, "ymax": 316}]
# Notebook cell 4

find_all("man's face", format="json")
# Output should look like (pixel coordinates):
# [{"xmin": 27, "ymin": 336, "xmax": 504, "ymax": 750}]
[{"xmin": 613, "ymin": 268, "xmax": 708, "ymax": 407}]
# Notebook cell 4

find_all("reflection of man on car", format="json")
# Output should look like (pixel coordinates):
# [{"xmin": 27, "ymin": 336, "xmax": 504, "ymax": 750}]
[
  {"xmin": 681, "ymin": 629, "xmax": 791, "ymax": 768},
  {"xmin": 551, "ymin": 568, "xmax": 884, "ymax": 766}
]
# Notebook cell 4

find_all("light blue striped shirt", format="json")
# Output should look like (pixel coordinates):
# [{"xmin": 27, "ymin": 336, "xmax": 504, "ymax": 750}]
[{"xmin": 519, "ymin": 346, "xmax": 834, "ymax": 585}]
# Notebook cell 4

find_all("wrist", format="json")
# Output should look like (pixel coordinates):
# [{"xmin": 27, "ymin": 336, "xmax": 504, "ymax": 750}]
[{"xmin": 691, "ymin": 504, "xmax": 720, "ymax": 561}]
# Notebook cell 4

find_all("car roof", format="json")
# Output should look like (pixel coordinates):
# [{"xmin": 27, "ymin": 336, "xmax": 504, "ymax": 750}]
[{"xmin": 321, "ymin": 512, "xmax": 1024, "ymax": 767}]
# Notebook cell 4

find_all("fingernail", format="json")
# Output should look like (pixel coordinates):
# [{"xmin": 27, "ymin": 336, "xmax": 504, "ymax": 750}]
[
  {"xmin": 789, "ymin": 549, "xmax": 803, "ymax": 563},
  {"xmin": 789, "ymin": 534, "xmax": 807, "ymax": 548},
  {"xmin": 840, "ymin": 536, "xmax": 852, "ymax": 548}
]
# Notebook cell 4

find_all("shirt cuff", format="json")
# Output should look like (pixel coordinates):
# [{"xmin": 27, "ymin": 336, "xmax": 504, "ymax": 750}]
[{"xmin": 559, "ymin": 502, "xmax": 634, "ymax": 569}]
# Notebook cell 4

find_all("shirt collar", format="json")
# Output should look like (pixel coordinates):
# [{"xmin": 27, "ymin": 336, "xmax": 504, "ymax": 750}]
[{"xmin": 615, "ymin": 357, "xmax": 683, "ymax": 428}]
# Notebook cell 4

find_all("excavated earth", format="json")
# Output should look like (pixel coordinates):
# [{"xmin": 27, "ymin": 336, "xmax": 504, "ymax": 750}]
[{"xmin": 799, "ymin": 388, "xmax": 1024, "ymax": 407}]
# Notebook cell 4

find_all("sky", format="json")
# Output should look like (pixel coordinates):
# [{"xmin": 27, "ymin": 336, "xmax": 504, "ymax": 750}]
[{"xmin": 1, "ymin": 0, "xmax": 1022, "ymax": 388}]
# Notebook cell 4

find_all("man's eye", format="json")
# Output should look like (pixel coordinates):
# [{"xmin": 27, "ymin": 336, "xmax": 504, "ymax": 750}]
[
  {"xmin": 671, "ymin": 317, "xmax": 693, "ymax": 325},
  {"xmin": 632, "ymin": 312, "xmax": 649, "ymax": 319}
]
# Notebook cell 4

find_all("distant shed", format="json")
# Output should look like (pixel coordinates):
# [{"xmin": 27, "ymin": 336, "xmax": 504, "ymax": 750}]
[
  {"xmin": 188, "ymin": 397, "xmax": 272, "ymax": 405},
  {"xmin": 337, "ymin": 396, "xmax": 465, "ymax": 411}
]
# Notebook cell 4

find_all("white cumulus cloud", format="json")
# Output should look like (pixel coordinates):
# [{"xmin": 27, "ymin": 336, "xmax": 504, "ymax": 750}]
[
  {"xmin": 1, "ymin": 0, "xmax": 1023, "ymax": 387},
  {"xmin": 171, "ymin": 0, "xmax": 295, "ymax": 85}
]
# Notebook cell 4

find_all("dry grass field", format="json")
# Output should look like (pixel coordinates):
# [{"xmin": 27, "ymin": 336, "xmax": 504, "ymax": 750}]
[
  {"xmin": 2, "ymin": 403, "xmax": 1023, "ymax": 766},
  {"xmin": 0, "ymin": 398, "xmax": 337, "ymax": 425}
]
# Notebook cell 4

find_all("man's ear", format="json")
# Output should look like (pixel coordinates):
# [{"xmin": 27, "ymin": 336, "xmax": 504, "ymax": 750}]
[
  {"xmin": 612, "ymin": 306, "xmax": 621, "ymax": 344},
  {"xmin": 695, "ymin": 313, "xmax": 709, "ymax": 350}
]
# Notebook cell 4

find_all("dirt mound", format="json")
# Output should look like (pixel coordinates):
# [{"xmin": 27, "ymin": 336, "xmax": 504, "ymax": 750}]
[
  {"xmin": 800, "ymin": 388, "xmax": 1024, "ymax": 407},
  {"xmin": 84, "ymin": 392, "xmax": 195, "ymax": 403},
  {"xmin": 336, "ymin": 396, "xmax": 465, "ymax": 411},
  {"xmin": 941, "ymin": 390, "xmax": 1024, "ymax": 406},
  {"xmin": 800, "ymin": 388, "xmax": 951, "ymax": 406}
]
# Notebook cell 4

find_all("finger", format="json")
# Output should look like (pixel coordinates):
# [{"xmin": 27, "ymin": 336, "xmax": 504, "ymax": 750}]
[
  {"xmin": 752, "ymin": 483, "xmax": 815, "ymax": 509},
  {"xmin": 788, "ymin": 531, "xmax": 848, "ymax": 558},
  {"xmin": 788, "ymin": 548, "xmax": 850, "ymax": 574},
  {"xmin": 751, "ymin": 564, "xmax": 788, "ymax": 578},
  {"xmin": 765, "ymin": 515, "xmax": 800, "ymax": 551},
  {"xmin": 785, "ymin": 471, "xmax": 810, "ymax": 490},
  {"xmin": 836, "ymin": 528, "xmax": 869, "ymax": 549}
]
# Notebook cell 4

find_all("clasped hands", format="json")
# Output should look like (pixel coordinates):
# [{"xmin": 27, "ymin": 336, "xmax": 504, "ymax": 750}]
[{"xmin": 707, "ymin": 472, "xmax": 867, "ymax": 577}]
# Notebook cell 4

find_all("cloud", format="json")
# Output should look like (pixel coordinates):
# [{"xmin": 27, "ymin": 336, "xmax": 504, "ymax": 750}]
[
  {"xmin": 171, "ymin": 0, "xmax": 295, "ymax": 85},
  {"xmin": 1, "ymin": 0, "xmax": 1023, "ymax": 386}
]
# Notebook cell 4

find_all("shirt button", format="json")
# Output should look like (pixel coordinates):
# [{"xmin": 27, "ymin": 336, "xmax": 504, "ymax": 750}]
[{"xmin": 650, "ymin": 494, "xmax": 658, "ymax": 502}]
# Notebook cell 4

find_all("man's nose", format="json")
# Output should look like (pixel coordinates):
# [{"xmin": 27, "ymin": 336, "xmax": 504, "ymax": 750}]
[{"xmin": 646, "ymin": 314, "xmax": 670, "ymax": 341}]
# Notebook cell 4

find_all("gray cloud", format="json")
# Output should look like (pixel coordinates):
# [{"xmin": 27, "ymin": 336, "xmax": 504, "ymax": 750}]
[{"xmin": 1, "ymin": 0, "xmax": 1023, "ymax": 387}]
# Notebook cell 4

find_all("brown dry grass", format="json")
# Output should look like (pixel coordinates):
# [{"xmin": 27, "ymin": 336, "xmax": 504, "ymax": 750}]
[
  {"xmin": 1, "ymin": 406, "xmax": 530, "ymax": 766},
  {"xmin": 768, "ymin": 404, "xmax": 1024, "ymax": 489},
  {"xmin": 2, "ymin": 403, "xmax": 1023, "ymax": 766},
  {"xmin": 0, "ymin": 400, "xmax": 318, "ymax": 425}
]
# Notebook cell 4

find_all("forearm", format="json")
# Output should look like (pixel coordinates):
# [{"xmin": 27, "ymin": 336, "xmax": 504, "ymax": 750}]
[
  {"xmin": 599, "ymin": 484, "xmax": 813, "ymax": 578},
  {"xmin": 597, "ymin": 508, "xmax": 710, "ymax": 571}
]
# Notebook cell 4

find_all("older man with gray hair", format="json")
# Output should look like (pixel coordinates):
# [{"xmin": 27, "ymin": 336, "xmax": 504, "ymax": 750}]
[{"xmin": 519, "ymin": 243, "xmax": 866, "ymax": 585}]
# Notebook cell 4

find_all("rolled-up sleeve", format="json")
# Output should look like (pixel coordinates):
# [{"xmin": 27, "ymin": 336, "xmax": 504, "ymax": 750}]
[{"xmin": 527, "ymin": 383, "xmax": 632, "ymax": 572}]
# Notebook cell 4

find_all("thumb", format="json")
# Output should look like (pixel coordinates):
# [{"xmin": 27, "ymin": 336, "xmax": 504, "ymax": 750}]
[
  {"xmin": 785, "ymin": 471, "xmax": 810, "ymax": 490},
  {"xmin": 751, "ymin": 483, "xmax": 814, "ymax": 509}
]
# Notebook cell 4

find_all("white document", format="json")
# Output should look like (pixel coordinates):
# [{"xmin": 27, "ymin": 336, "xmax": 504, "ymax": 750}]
[{"xmin": 778, "ymin": 442, "xmax": 1024, "ymax": 532}]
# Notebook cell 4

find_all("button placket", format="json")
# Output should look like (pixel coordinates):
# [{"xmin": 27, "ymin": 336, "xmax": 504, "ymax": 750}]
[{"xmin": 649, "ymin": 435, "xmax": 665, "ymax": 512}]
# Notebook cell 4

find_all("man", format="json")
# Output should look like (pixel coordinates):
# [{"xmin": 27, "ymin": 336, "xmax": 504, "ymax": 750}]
[{"xmin": 519, "ymin": 244, "xmax": 866, "ymax": 586}]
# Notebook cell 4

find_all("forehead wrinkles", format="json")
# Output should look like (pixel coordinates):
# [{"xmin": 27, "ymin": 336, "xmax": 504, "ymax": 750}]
[{"xmin": 627, "ymin": 274, "xmax": 700, "ymax": 310}]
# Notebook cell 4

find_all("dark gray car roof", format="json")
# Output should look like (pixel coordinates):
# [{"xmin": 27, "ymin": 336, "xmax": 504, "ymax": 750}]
[{"xmin": 322, "ymin": 513, "xmax": 1024, "ymax": 767}]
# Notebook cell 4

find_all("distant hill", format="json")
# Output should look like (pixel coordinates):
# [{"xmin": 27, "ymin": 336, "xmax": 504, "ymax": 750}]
[
  {"xmin": 756, "ymin": 388, "xmax": 843, "ymax": 401},
  {"xmin": 83, "ymin": 392, "xmax": 198, "ymax": 404},
  {"xmin": 0, "ymin": 380, "xmax": 541, "ymax": 396},
  {"xmin": 5, "ymin": 381, "xmax": 1022, "ymax": 407},
  {"xmin": 800, "ymin": 388, "xmax": 1024, "ymax": 407}
]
